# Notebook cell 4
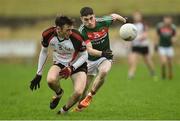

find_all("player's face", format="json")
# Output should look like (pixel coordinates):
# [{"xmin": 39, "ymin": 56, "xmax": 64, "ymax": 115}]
[
  {"xmin": 81, "ymin": 14, "xmax": 96, "ymax": 29},
  {"xmin": 164, "ymin": 17, "xmax": 172, "ymax": 26},
  {"xmin": 56, "ymin": 24, "xmax": 73, "ymax": 39},
  {"xmin": 133, "ymin": 12, "xmax": 142, "ymax": 23}
]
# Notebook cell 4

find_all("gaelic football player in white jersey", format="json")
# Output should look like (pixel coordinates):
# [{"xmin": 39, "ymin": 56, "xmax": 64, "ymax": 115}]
[
  {"xmin": 128, "ymin": 11, "xmax": 156, "ymax": 80},
  {"xmin": 30, "ymin": 16, "xmax": 88, "ymax": 114}
]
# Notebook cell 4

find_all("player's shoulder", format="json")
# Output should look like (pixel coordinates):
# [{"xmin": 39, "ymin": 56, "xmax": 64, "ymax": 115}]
[
  {"xmin": 71, "ymin": 29, "xmax": 84, "ymax": 42},
  {"xmin": 156, "ymin": 22, "xmax": 164, "ymax": 29},
  {"xmin": 171, "ymin": 24, "xmax": 176, "ymax": 30},
  {"xmin": 79, "ymin": 24, "xmax": 86, "ymax": 33},
  {"xmin": 157, "ymin": 22, "xmax": 164, "ymax": 27},
  {"xmin": 42, "ymin": 26, "xmax": 56, "ymax": 38},
  {"xmin": 41, "ymin": 26, "xmax": 56, "ymax": 47}
]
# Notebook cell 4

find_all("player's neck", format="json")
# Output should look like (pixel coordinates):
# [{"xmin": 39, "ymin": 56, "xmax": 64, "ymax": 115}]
[{"xmin": 57, "ymin": 32, "xmax": 66, "ymax": 40}]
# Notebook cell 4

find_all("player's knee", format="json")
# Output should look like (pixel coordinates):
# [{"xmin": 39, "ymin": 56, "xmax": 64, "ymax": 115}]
[
  {"xmin": 74, "ymin": 89, "xmax": 83, "ymax": 97},
  {"xmin": 99, "ymin": 69, "xmax": 109, "ymax": 78},
  {"xmin": 161, "ymin": 59, "xmax": 167, "ymax": 65},
  {"xmin": 47, "ymin": 76, "xmax": 57, "ymax": 84}
]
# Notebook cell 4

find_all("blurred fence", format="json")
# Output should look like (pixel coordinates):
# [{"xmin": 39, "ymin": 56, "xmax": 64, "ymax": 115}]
[
  {"xmin": 0, "ymin": 14, "xmax": 180, "ymax": 28},
  {"xmin": 0, "ymin": 40, "xmax": 37, "ymax": 58},
  {"xmin": 0, "ymin": 15, "xmax": 179, "ymax": 64}
]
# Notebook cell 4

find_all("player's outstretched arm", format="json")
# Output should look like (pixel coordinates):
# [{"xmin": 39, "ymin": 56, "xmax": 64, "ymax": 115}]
[
  {"xmin": 110, "ymin": 13, "xmax": 126, "ymax": 23},
  {"xmin": 86, "ymin": 42, "xmax": 102, "ymax": 57},
  {"xmin": 86, "ymin": 42, "xmax": 113, "ymax": 59},
  {"xmin": 30, "ymin": 46, "xmax": 48, "ymax": 91},
  {"xmin": 171, "ymin": 27, "xmax": 177, "ymax": 44}
]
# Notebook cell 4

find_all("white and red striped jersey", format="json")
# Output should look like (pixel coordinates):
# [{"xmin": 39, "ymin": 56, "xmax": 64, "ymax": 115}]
[{"xmin": 41, "ymin": 27, "xmax": 86, "ymax": 67}]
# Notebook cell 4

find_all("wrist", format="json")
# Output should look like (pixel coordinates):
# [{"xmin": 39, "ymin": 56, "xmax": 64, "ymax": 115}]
[
  {"xmin": 120, "ymin": 17, "xmax": 126, "ymax": 23},
  {"xmin": 101, "ymin": 51, "xmax": 104, "ymax": 57},
  {"xmin": 101, "ymin": 51, "xmax": 103, "ymax": 56},
  {"xmin": 36, "ymin": 73, "xmax": 42, "ymax": 76},
  {"xmin": 70, "ymin": 66, "xmax": 75, "ymax": 72}
]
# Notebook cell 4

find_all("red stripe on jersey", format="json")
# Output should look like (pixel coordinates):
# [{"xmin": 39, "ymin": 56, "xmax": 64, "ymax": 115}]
[
  {"xmin": 42, "ymin": 27, "xmax": 56, "ymax": 37},
  {"xmin": 71, "ymin": 31, "xmax": 84, "ymax": 42},
  {"xmin": 160, "ymin": 27, "xmax": 173, "ymax": 34},
  {"xmin": 70, "ymin": 51, "xmax": 78, "ymax": 63},
  {"xmin": 85, "ymin": 39, "xmax": 91, "ymax": 44},
  {"xmin": 42, "ymin": 27, "xmax": 56, "ymax": 45},
  {"xmin": 87, "ymin": 27, "xmax": 108, "ymax": 40},
  {"xmin": 48, "ymin": 34, "xmax": 55, "ymax": 43}
]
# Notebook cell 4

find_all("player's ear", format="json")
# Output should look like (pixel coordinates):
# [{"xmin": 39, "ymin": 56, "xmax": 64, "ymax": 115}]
[
  {"xmin": 59, "ymin": 26, "xmax": 64, "ymax": 31},
  {"xmin": 56, "ymin": 26, "xmax": 60, "ymax": 30},
  {"xmin": 80, "ymin": 17, "xmax": 83, "ymax": 21}
]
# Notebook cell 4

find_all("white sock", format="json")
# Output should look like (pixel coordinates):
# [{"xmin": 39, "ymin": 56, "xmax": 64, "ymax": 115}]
[{"xmin": 88, "ymin": 92, "xmax": 92, "ymax": 97}]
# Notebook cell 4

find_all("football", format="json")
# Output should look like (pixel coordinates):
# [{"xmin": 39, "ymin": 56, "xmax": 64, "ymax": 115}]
[{"xmin": 119, "ymin": 23, "xmax": 138, "ymax": 41}]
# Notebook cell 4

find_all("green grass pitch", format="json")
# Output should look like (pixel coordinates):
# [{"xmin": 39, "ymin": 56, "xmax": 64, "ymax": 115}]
[{"xmin": 0, "ymin": 62, "xmax": 180, "ymax": 120}]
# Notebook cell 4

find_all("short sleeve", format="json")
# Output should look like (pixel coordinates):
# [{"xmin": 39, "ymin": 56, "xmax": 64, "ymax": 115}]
[
  {"xmin": 172, "ymin": 24, "xmax": 176, "ymax": 36},
  {"xmin": 103, "ymin": 16, "xmax": 113, "ymax": 27},
  {"xmin": 156, "ymin": 23, "xmax": 162, "ymax": 35},
  {"xmin": 41, "ymin": 27, "xmax": 56, "ymax": 47},
  {"xmin": 71, "ymin": 29, "xmax": 87, "ymax": 52},
  {"xmin": 79, "ymin": 25, "xmax": 89, "ymax": 43}
]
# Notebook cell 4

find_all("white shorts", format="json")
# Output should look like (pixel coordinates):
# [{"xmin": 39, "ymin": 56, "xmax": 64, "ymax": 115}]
[
  {"xmin": 87, "ymin": 57, "xmax": 111, "ymax": 76},
  {"xmin": 158, "ymin": 46, "xmax": 174, "ymax": 57}
]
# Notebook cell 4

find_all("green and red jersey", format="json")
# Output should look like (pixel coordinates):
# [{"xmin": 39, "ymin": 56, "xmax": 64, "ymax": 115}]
[
  {"xmin": 79, "ymin": 16, "xmax": 113, "ymax": 61},
  {"xmin": 157, "ymin": 22, "xmax": 176, "ymax": 47}
]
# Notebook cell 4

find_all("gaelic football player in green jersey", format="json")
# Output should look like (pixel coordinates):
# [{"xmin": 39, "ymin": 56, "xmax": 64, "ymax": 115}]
[
  {"xmin": 73, "ymin": 7, "xmax": 126, "ymax": 111},
  {"xmin": 156, "ymin": 16, "xmax": 176, "ymax": 80}
]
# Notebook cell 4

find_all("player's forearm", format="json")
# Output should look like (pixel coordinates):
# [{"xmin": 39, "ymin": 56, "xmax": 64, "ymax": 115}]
[
  {"xmin": 110, "ymin": 13, "xmax": 126, "ymax": 23},
  {"xmin": 72, "ymin": 51, "xmax": 88, "ymax": 70},
  {"xmin": 171, "ymin": 36, "xmax": 176, "ymax": 44},
  {"xmin": 36, "ymin": 46, "xmax": 48, "ymax": 75},
  {"xmin": 87, "ymin": 47, "xmax": 102, "ymax": 57}
]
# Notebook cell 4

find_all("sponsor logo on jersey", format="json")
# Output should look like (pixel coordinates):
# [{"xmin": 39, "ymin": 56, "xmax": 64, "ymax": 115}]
[
  {"xmin": 87, "ymin": 27, "xmax": 108, "ymax": 41},
  {"xmin": 160, "ymin": 27, "xmax": 173, "ymax": 36}
]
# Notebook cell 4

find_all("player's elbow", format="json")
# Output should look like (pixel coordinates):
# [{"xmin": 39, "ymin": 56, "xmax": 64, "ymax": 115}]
[
  {"xmin": 41, "ymin": 46, "xmax": 48, "ymax": 53},
  {"xmin": 87, "ymin": 48, "xmax": 96, "ymax": 56},
  {"xmin": 83, "ymin": 50, "xmax": 88, "ymax": 60}
]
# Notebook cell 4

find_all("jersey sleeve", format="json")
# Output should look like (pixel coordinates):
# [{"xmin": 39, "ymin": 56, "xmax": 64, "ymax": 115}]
[
  {"xmin": 172, "ymin": 24, "xmax": 176, "ymax": 36},
  {"xmin": 156, "ymin": 23, "xmax": 162, "ymax": 35},
  {"xmin": 104, "ymin": 16, "xmax": 113, "ymax": 27},
  {"xmin": 71, "ymin": 29, "xmax": 87, "ymax": 52},
  {"xmin": 96, "ymin": 16, "xmax": 113, "ymax": 27},
  {"xmin": 41, "ymin": 27, "xmax": 56, "ymax": 47},
  {"xmin": 79, "ymin": 25, "xmax": 90, "ymax": 44}
]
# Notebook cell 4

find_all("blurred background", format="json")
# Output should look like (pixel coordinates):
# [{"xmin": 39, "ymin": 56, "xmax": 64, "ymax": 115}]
[
  {"xmin": 0, "ymin": 0, "xmax": 180, "ymax": 120},
  {"xmin": 0, "ymin": 0, "xmax": 180, "ymax": 63}
]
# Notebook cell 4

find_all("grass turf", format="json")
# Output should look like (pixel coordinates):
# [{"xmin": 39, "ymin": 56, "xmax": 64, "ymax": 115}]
[{"xmin": 0, "ymin": 61, "xmax": 180, "ymax": 120}]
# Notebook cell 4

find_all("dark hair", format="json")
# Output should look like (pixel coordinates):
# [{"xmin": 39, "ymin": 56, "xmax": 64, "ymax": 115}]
[
  {"xmin": 55, "ymin": 16, "xmax": 73, "ymax": 27},
  {"xmin": 164, "ymin": 15, "xmax": 172, "ymax": 19},
  {"xmin": 80, "ymin": 7, "xmax": 94, "ymax": 16}
]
